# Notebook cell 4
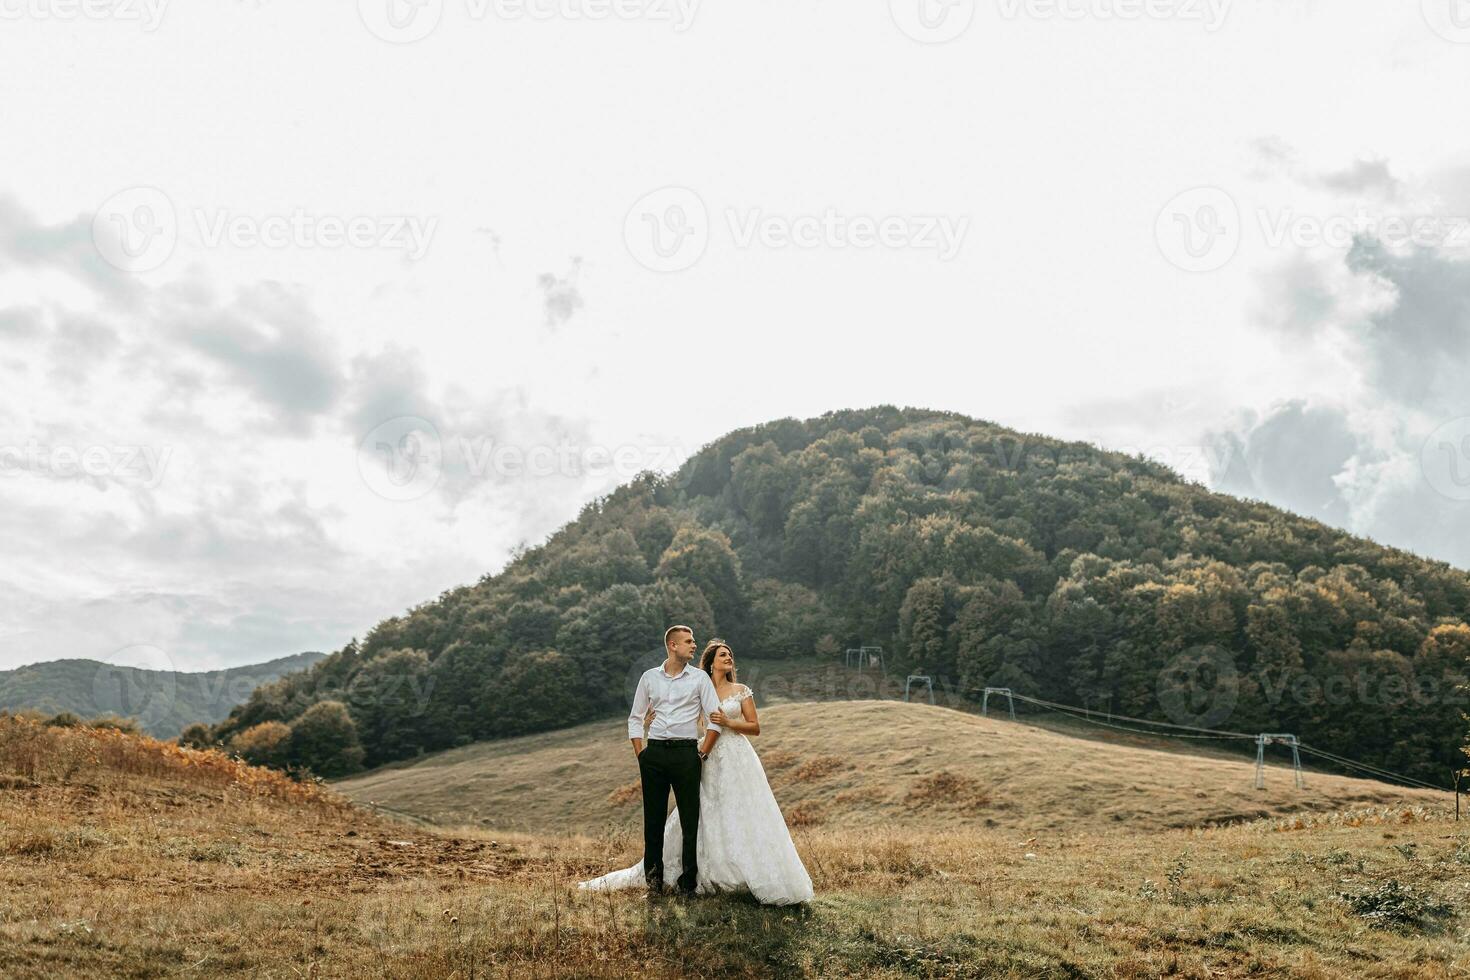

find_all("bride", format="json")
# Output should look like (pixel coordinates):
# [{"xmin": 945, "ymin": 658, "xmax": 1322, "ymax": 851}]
[{"xmin": 580, "ymin": 639, "xmax": 814, "ymax": 906}]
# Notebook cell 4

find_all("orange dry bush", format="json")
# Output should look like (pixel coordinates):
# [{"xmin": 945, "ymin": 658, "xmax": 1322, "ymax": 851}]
[
  {"xmin": 761, "ymin": 750, "xmax": 799, "ymax": 770},
  {"xmin": 834, "ymin": 785, "xmax": 890, "ymax": 805},
  {"xmin": 794, "ymin": 755, "xmax": 848, "ymax": 782},
  {"xmin": 0, "ymin": 714, "xmax": 347, "ymax": 810},
  {"xmin": 905, "ymin": 770, "xmax": 991, "ymax": 807},
  {"xmin": 785, "ymin": 801, "xmax": 825, "ymax": 827},
  {"xmin": 607, "ymin": 781, "xmax": 641, "ymax": 806}
]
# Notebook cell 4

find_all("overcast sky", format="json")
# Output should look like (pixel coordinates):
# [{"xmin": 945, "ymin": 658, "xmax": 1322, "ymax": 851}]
[{"xmin": 3, "ymin": 1, "xmax": 1470, "ymax": 671}]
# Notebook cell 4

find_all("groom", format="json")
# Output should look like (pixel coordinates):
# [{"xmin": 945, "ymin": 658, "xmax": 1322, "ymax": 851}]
[{"xmin": 627, "ymin": 625, "xmax": 723, "ymax": 895}]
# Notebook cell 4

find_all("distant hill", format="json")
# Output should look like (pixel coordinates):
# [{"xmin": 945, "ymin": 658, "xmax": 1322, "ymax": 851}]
[
  {"xmin": 332, "ymin": 698, "xmax": 1445, "ymax": 837},
  {"xmin": 211, "ymin": 406, "xmax": 1470, "ymax": 783},
  {"xmin": 0, "ymin": 651, "xmax": 325, "ymax": 737}
]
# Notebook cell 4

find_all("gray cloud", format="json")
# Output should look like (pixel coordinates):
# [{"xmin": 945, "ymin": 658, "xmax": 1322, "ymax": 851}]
[
  {"xmin": 1342, "ymin": 239, "xmax": 1470, "ymax": 411},
  {"xmin": 1252, "ymin": 253, "xmax": 1338, "ymax": 337},
  {"xmin": 1208, "ymin": 401, "xmax": 1362, "ymax": 527},
  {"xmin": 345, "ymin": 346, "xmax": 435, "ymax": 436},
  {"xmin": 538, "ymin": 257, "xmax": 584, "ymax": 329},
  {"xmin": 0, "ymin": 306, "xmax": 44, "ymax": 339},
  {"xmin": 166, "ymin": 281, "xmax": 345, "ymax": 434},
  {"xmin": 0, "ymin": 194, "xmax": 144, "ymax": 309},
  {"xmin": 48, "ymin": 312, "xmax": 123, "ymax": 387},
  {"xmin": 1315, "ymin": 158, "xmax": 1401, "ymax": 199},
  {"xmin": 1248, "ymin": 141, "xmax": 1402, "ymax": 201}
]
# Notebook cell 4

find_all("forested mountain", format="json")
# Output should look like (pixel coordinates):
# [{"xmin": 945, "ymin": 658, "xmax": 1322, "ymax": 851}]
[
  {"xmin": 0, "ymin": 651, "xmax": 325, "ymax": 737},
  {"xmin": 210, "ymin": 407, "xmax": 1470, "ymax": 783}
]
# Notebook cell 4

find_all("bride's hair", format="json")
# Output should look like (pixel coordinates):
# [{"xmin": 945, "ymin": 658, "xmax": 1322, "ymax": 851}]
[{"xmin": 699, "ymin": 639, "xmax": 736, "ymax": 683}]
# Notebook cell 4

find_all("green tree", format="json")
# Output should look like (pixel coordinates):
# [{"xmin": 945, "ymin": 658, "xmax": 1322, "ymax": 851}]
[
  {"xmin": 288, "ymin": 700, "xmax": 365, "ymax": 777},
  {"xmin": 749, "ymin": 578, "xmax": 828, "ymax": 659},
  {"xmin": 178, "ymin": 722, "xmax": 214, "ymax": 749},
  {"xmin": 656, "ymin": 527, "xmax": 749, "ymax": 646},
  {"xmin": 484, "ymin": 650, "xmax": 583, "ymax": 737},
  {"xmin": 345, "ymin": 649, "xmax": 435, "ymax": 765}
]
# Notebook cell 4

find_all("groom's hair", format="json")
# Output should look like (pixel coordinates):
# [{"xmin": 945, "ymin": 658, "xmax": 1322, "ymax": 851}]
[{"xmin": 664, "ymin": 624, "xmax": 693, "ymax": 650}]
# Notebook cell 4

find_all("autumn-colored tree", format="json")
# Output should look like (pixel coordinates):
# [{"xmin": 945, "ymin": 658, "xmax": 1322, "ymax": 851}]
[{"xmin": 229, "ymin": 721, "xmax": 292, "ymax": 769}]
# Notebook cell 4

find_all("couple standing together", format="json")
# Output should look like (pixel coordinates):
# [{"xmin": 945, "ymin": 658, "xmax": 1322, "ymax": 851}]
[{"xmin": 579, "ymin": 626, "xmax": 814, "ymax": 905}]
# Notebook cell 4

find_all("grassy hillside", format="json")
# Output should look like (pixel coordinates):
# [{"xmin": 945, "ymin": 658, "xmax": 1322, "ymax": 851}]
[
  {"xmin": 4, "ymin": 714, "xmax": 1469, "ymax": 977},
  {"xmin": 0, "ymin": 651, "xmax": 324, "ymax": 738},
  {"xmin": 334, "ymin": 699, "xmax": 1446, "ymax": 837}
]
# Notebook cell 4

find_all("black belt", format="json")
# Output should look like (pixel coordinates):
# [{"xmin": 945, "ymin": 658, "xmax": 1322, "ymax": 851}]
[{"xmin": 648, "ymin": 738, "xmax": 697, "ymax": 746}]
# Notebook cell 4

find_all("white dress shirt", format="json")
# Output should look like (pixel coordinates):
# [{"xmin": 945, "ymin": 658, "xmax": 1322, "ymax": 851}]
[{"xmin": 628, "ymin": 663, "xmax": 724, "ymax": 741}]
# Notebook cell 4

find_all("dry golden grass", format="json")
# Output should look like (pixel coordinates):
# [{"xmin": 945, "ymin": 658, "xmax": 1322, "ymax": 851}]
[
  {"xmin": 334, "ymin": 700, "xmax": 1448, "ymax": 837},
  {"xmin": 4, "ymin": 713, "xmax": 1470, "ymax": 977}
]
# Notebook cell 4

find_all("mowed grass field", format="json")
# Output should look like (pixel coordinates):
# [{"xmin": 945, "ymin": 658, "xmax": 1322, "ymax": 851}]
[
  {"xmin": 333, "ymin": 699, "xmax": 1445, "ymax": 837},
  {"xmin": 3, "ymin": 713, "xmax": 1470, "ymax": 978}
]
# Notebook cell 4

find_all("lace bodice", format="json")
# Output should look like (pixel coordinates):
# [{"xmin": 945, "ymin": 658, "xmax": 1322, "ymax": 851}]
[
  {"xmin": 707, "ymin": 684, "xmax": 752, "ymax": 742},
  {"xmin": 716, "ymin": 684, "xmax": 752, "ymax": 711}
]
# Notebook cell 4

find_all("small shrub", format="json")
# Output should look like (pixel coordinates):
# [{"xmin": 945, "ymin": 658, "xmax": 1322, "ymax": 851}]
[
  {"xmin": 177, "ymin": 723, "xmax": 215, "ymax": 750},
  {"xmin": 87, "ymin": 715, "xmax": 140, "ymax": 735},
  {"xmin": 1340, "ymin": 879, "xmax": 1452, "ymax": 929},
  {"xmin": 1166, "ymin": 853, "xmax": 1189, "ymax": 902},
  {"xmin": 3, "ymin": 831, "xmax": 59, "ymax": 856}
]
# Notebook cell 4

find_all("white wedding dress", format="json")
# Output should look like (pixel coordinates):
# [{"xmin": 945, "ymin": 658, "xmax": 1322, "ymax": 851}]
[{"xmin": 579, "ymin": 684, "xmax": 814, "ymax": 906}]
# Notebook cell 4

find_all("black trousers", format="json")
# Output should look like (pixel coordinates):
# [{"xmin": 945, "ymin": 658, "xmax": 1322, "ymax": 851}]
[{"xmin": 638, "ymin": 739, "xmax": 701, "ymax": 891}]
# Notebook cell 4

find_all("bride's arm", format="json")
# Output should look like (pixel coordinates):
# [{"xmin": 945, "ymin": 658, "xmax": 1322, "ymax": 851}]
[{"xmin": 709, "ymin": 691, "xmax": 760, "ymax": 736}]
